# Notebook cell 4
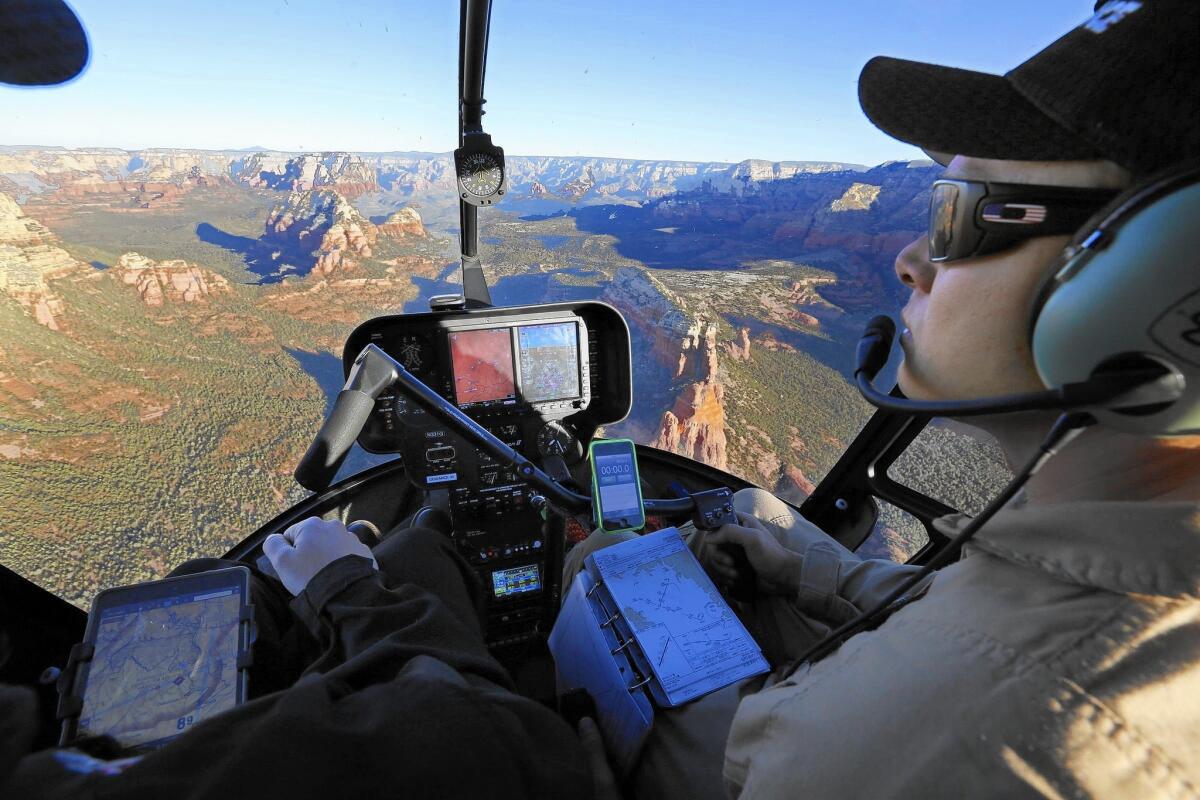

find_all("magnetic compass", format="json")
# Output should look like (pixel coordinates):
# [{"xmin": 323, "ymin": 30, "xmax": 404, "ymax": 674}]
[{"xmin": 454, "ymin": 133, "xmax": 507, "ymax": 206}]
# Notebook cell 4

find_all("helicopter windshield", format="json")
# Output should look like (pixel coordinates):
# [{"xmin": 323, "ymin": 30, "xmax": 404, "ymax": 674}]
[{"xmin": 0, "ymin": 0, "xmax": 1088, "ymax": 607}]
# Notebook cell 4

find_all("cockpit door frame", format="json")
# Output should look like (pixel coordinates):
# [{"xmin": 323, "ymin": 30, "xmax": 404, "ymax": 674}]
[{"xmin": 802, "ymin": 396, "xmax": 957, "ymax": 563}]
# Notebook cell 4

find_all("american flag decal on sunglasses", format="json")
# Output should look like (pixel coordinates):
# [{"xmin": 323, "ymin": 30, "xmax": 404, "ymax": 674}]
[{"xmin": 982, "ymin": 203, "xmax": 1048, "ymax": 224}]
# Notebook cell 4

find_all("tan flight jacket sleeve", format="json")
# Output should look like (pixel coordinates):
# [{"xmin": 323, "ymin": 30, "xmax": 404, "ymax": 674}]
[{"xmin": 720, "ymin": 489, "xmax": 928, "ymax": 666}]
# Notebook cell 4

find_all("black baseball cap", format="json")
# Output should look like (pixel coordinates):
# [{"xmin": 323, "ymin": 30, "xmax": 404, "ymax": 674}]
[
  {"xmin": 858, "ymin": 0, "xmax": 1199, "ymax": 176},
  {"xmin": 0, "ymin": 0, "xmax": 89, "ymax": 86}
]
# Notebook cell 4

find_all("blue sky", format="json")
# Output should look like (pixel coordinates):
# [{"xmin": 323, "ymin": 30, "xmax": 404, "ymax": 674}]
[{"xmin": 2, "ymin": 0, "xmax": 1095, "ymax": 165}]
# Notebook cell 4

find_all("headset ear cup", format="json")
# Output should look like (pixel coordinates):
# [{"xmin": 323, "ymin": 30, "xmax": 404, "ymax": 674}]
[
  {"xmin": 1027, "ymin": 244, "xmax": 1079, "ymax": 347},
  {"xmin": 1026, "ymin": 177, "xmax": 1150, "ymax": 346},
  {"xmin": 1031, "ymin": 162, "xmax": 1200, "ymax": 436}
]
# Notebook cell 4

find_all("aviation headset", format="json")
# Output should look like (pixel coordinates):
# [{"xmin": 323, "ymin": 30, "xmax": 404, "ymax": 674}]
[
  {"xmin": 1032, "ymin": 159, "xmax": 1200, "ymax": 436},
  {"xmin": 795, "ymin": 162, "xmax": 1200, "ymax": 669},
  {"xmin": 856, "ymin": 159, "xmax": 1200, "ymax": 436}
]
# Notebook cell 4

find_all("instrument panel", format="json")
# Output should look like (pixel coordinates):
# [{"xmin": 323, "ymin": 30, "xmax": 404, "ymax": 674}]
[{"xmin": 342, "ymin": 301, "xmax": 633, "ymax": 646}]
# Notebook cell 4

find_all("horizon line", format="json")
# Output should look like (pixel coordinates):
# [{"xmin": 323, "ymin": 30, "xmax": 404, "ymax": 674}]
[{"xmin": 0, "ymin": 143, "xmax": 933, "ymax": 170}]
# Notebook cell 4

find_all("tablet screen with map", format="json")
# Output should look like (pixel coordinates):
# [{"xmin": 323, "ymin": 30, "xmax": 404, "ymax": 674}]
[{"xmin": 74, "ymin": 567, "xmax": 250, "ymax": 750}]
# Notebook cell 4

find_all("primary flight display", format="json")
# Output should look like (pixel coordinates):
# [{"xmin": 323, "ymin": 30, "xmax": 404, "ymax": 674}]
[{"xmin": 518, "ymin": 322, "xmax": 581, "ymax": 403}]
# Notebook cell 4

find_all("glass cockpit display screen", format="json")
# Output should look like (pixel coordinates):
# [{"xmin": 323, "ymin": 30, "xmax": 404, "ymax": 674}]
[
  {"xmin": 77, "ymin": 574, "xmax": 245, "ymax": 750},
  {"xmin": 492, "ymin": 564, "xmax": 541, "ymax": 598},
  {"xmin": 449, "ymin": 328, "xmax": 517, "ymax": 407},
  {"xmin": 517, "ymin": 322, "xmax": 581, "ymax": 403}
]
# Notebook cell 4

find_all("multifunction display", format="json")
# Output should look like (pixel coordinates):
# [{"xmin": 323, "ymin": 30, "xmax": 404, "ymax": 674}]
[
  {"xmin": 449, "ymin": 328, "xmax": 518, "ymax": 407},
  {"xmin": 492, "ymin": 564, "xmax": 541, "ymax": 598},
  {"xmin": 448, "ymin": 320, "xmax": 582, "ymax": 409}
]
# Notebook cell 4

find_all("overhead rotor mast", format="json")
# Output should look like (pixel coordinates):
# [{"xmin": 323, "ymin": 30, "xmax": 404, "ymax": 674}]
[{"xmin": 454, "ymin": 0, "xmax": 505, "ymax": 309}]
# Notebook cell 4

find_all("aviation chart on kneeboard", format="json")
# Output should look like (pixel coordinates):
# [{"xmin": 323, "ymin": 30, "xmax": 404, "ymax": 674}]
[{"xmin": 591, "ymin": 528, "xmax": 768, "ymax": 706}]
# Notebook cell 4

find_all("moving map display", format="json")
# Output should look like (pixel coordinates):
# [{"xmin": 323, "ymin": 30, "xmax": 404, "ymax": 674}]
[
  {"xmin": 517, "ymin": 322, "xmax": 580, "ymax": 403},
  {"xmin": 449, "ymin": 328, "xmax": 517, "ymax": 407},
  {"xmin": 77, "ymin": 586, "xmax": 243, "ymax": 749}
]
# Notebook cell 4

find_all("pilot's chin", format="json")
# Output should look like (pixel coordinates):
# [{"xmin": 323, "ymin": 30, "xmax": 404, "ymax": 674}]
[{"xmin": 895, "ymin": 361, "xmax": 928, "ymax": 401}]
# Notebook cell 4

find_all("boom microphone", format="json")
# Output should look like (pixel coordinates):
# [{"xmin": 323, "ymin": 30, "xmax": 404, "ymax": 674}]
[
  {"xmin": 853, "ymin": 315, "xmax": 1183, "ymax": 418},
  {"xmin": 855, "ymin": 315, "xmax": 895, "ymax": 382}
]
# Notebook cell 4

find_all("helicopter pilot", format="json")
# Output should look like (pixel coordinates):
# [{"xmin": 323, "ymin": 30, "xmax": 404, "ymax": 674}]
[
  {"xmin": 567, "ymin": 1, "xmax": 1200, "ymax": 798},
  {"xmin": 4, "ymin": 1, "xmax": 1199, "ymax": 799}
]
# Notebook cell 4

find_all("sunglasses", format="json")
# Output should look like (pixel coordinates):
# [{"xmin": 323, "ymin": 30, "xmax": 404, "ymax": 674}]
[{"xmin": 928, "ymin": 179, "xmax": 1120, "ymax": 262}]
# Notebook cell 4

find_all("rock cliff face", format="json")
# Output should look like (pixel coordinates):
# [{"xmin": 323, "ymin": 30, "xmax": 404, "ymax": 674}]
[
  {"xmin": 855, "ymin": 526, "xmax": 914, "ymax": 562},
  {"xmin": 570, "ymin": 160, "xmax": 938, "ymax": 310},
  {"xmin": 366, "ymin": 154, "xmax": 863, "ymax": 202},
  {"xmin": 601, "ymin": 267, "xmax": 691, "ymax": 369},
  {"xmin": 264, "ymin": 189, "xmax": 377, "ymax": 277},
  {"xmin": 0, "ymin": 193, "xmax": 80, "ymax": 328},
  {"xmin": 0, "ymin": 148, "xmax": 234, "ymax": 182},
  {"xmin": 723, "ymin": 159, "xmax": 858, "ymax": 189},
  {"xmin": 830, "ymin": 181, "xmax": 882, "ymax": 212},
  {"xmin": 724, "ymin": 326, "xmax": 752, "ymax": 361},
  {"xmin": 0, "ymin": 147, "xmax": 874, "ymax": 209},
  {"xmin": 237, "ymin": 152, "xmax": 378, "ymax": 197},
  {"xmin": 0, "ymin": 148, "xmax": 234, "ymax": 203},
  {"xmin": 774, "ymin": 464, "xmax": 816, "ymax": 505},
  {"xmin": 598, "ymin": 258, "xmax": 852, "ymax": 488},
  {"xmin": 377, "ymin": 207, "xmax": 426, "ymax": 238},
  {"xmin": 113, "ymin": 252, "xmax": 231, "ymax": 305},
  {"xmin": 653, "ymin": 321, "xmax": 728, "ymax": 471}
]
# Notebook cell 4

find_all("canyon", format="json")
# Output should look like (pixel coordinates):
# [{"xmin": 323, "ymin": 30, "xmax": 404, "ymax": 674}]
[
  {"xmin": 0, "ymin": 145, "xmax": 988, "ymax": 604},
  {"xmin": 0, "ymin": 145, "xmax": 867, "ymax": 207}
]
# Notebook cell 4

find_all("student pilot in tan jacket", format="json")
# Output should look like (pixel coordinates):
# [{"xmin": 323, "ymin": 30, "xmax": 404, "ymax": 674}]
[{"xmin": 574, "ymin": 2, "xmax": 1200, "ymax": 798}]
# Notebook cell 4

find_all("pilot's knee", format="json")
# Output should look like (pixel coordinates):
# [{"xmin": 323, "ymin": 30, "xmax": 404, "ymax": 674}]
[
  {"xmin": 732, "ymin": 487, "xmax": 797, "ymax": 529},
  {"xmin": 376, "ymin": 524, "xmax": 455, "ymax": 563},
  {"xmin": 733, "ymin": 487, "xmax": 843, "ymax": 554},
  {"xmin": 561, "ymin": 527, "xmax": 637, "ymax": 589}
]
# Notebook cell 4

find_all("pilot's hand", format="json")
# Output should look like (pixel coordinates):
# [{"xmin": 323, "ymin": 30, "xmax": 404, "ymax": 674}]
[
  {"xmin": 262, "ymin": 517, "xmax": 379, "ymax": 596},
  {"xmin": 578, "ymin": 717, "xmax": 624, "ymax": 800},
  {"xmin": 705, "ymin": 512, "xmax": 802, "ymax": 596}
]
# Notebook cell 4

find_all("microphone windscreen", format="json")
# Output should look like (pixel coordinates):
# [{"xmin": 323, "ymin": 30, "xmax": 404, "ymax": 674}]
[
  {"xmin": 856, "ymin": 315, "xmax": 896, "ymax": 378},
  {"xmin": 864, "ymin": 315, "xmax": 896, "ymax": 342}
]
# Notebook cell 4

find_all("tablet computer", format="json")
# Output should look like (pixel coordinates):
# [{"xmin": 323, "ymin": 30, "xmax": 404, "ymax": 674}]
[{"xmin": 60, "ymin": 566, "xmax": 253, "ymax": 751}]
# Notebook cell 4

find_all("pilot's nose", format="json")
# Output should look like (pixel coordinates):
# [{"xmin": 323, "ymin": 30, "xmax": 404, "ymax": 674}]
[{"xmin": 894, "ymin": 237, "xmax": 936, "ymax": 294}]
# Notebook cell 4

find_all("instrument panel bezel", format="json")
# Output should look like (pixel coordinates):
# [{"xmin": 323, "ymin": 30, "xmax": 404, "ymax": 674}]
[{"xmin": 342, "ymin": 301, "xmax": 634, "ymax": 457}]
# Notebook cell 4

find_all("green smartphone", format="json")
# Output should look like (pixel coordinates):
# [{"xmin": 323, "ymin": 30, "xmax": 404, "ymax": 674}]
[{"xmin": 589, "ymin": 438, "xmax": 646, "ymax": 533}]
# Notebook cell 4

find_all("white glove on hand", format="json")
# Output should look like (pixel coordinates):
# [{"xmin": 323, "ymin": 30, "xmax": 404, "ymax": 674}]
[{"xmin": 262, "ymin": 517, "xmax": 379, "ymax": 597}]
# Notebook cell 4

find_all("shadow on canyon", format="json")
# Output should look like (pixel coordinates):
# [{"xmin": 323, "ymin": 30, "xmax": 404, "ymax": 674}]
[{"xmin": 195, "ymin": 222, "xmax": 317, "ymax": 285}]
